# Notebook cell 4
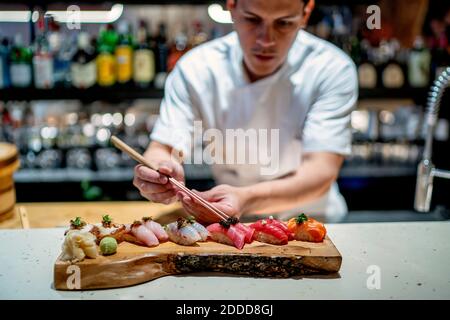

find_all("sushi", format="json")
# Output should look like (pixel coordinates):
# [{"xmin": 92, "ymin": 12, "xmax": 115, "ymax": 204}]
[
  {"xmin": 249, "ymin": 219, "xmax": 289, "ymax": 245},
  {"xmin": 65, "ymin": 215, "xmax": 127, "ymax": 244},
  {"xmin": 266, "ymin": 216, "xmax": 294, "ymax": 240},
  {"xmin": 233, "ymin": 223, "xmax": 254, "ymax": 244},
  {"xmin": 130, "ymin": 220, "xmax": 159, "ymax": 247},
  {"xmin": 142, "ymin": 216, "xmax": 169, "ymax": 242},
  {"xmin": 287, "ymin": 213, "xmax": 327, "ymax": 243},
  {"xmin": 206, "ymin": 218, "xmax": 246, "ymax": 249},
  {"xmin": 165, "ymin": 218, "xmax": 202, "ymax": 246},
  {"xmin": 186, "ymin": 216, "xmax": 210, "ymax": 241}
]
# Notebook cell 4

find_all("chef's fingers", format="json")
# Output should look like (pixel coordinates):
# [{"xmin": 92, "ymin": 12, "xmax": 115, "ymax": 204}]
[
  {"xmin": 143, "ymin": 190, "xmax": 177, "ymax": 203},
  {"xmin": 133, "ymin": 176, "xmax": 172, "ymax": 194},
  {"xmin": 179, "ymin": 194, "xmax": 220, "ymax": 223},
  {"xmin": 135, "ymin": 164, "xmax": 169, "ymax": 184},
  {"xmin": 158, "ymin": 160, "xmax": 185, "ymax": 182}
]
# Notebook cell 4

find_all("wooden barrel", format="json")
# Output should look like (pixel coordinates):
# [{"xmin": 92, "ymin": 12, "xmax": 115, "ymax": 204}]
[{"xmin": 0, "ymin": 143, "xmax": 20, "ymax": 222}]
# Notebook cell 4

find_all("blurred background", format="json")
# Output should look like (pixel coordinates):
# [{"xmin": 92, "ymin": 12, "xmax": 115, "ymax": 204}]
[{"xmin": 0, "ymin": 0, "xmax": 449, "ymax": 218}]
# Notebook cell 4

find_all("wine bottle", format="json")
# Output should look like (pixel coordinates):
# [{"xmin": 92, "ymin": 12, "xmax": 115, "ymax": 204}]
[
  {"xmin": 71, "ymin": 32, "xmax": 97, "ymax": 89},
  {"xmin": 133, "ymin": 20, "xmax": 155, "ymax": 87}
]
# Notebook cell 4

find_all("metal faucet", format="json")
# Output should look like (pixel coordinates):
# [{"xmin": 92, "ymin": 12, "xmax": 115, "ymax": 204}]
[{"xmin": 415, "ymin": 66, "xmax": 450, "ymax": 212}]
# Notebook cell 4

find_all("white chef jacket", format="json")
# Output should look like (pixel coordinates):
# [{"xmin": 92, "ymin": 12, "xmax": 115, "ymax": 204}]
[{"xmin": 150, "ymin": 30, "xmax": 358, "ymax": 222}]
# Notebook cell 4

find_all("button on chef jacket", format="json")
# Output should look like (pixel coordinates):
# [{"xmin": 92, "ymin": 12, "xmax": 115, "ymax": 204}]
[{"xmin": 150, "ymin": 30, "xmax": 358, "ymax": 222}]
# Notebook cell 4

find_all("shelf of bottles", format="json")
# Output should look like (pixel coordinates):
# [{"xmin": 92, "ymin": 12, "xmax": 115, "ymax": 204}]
[{"xmin": 1, "ymin": 2, "xmax": 449, "ymax": 190}]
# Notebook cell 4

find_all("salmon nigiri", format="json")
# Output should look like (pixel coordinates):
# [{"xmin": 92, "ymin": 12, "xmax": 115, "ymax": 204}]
[
  {"xmin": 207, "ymin": 218, "xmax": 246, "ymax": 250},
  {"xmin": 287, "ymin": 213, "xmax": 327, "ymax": 243},
  {"xmin": 249, "ymin": 219, "xmax": 289, "ymax": 245}
]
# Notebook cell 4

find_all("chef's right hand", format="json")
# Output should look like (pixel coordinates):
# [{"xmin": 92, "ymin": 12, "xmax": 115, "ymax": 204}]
[{"xmin": 133, "ymin": 161, "xmax": 185, "ymax": 205}]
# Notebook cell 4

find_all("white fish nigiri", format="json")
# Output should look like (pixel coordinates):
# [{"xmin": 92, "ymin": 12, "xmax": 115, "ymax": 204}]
[
  {"xmin": 165, "ymin": 218, "xmax": 201, "ymax": 246},
  {"xmin": 142, "ymin": 217, "xmax": 169, "ymax": 242},
  {"xmin": 131, "ymin": 221, "xmax": 159, "ymax": 247},
  {"xmin": 186, "ymin": 217, "xmax": 209, "ymax": 241}
]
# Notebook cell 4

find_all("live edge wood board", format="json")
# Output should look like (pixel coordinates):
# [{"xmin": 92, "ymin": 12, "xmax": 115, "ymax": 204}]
[{"xmin": 54, "ymin": 235, "xmax": 342, "ymax": 290}]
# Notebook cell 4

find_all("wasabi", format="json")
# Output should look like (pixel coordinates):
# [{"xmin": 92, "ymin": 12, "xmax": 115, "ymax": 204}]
[{"xmin": 99, "ymin": 236, "xmax": 117, "ymax": 255}]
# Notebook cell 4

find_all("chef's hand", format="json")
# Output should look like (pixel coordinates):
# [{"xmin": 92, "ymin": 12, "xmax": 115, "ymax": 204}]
[
  {"xmin": 177, "ymin": 184, "xmax": 247, "ymax": 225},
  {"xmin": 133, "ymin": 161, "xmax": 185, "ymax": 205}
]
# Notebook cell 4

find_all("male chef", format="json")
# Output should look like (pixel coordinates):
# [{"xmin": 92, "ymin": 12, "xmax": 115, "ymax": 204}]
[{"xmin": 133, "ymin": 0, "xmax": 358, "ymax": 223}]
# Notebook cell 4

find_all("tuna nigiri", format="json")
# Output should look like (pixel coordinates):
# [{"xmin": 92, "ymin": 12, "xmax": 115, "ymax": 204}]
[
  {"xmin": 249, "ymin": 219, "xmax": 289, "ymax": 245},
  {"xmin": 234, "ymin": 223, "xmax": 254, "ymax": 244},
  {"xmin": 207, "ymin": 218, "xmax": 246, "ymax": 250},
  {"xmin": 266, "ymin": 216, "xmax": 294, "ymax": 240},
  {"xmin": 165, "ymin": 218, "xmax": 202, "ymax": 246},
  {"xmin": 130, "ymin": 221, "xmax": 159, "ymax": 247},
  {"xmin": 186, "ymin": 216, "xmax": 210, "ymax": 241},
  {"xmin": 142, "ymin": 217, "xmax": 169, "ymax": 242},
  {"xmin": 287, "ymin": 213, "xmax": 327, "ymax": 243}
]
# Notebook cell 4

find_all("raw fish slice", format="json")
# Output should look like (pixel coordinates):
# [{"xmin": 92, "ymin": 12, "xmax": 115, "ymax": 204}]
[
  {"xmin": 234, "ymin": 223, "xmax": 254, "ymax": 244},
  {"xmin": 142, "ymin": 217, "xmax": 169, "ymax": 242},
  {"xmin": 189, "ymin": 221, "xmax": 210, "ymax": 241},
  {"xmin": 131, "ymin": 222, "xmax": 159, "ymax": 247},
  {"xmin": 266, "ymin": 217, "xmax": 294, "ymax": 240},
  {"xmin": 287, "ymin": 214, "xmax": 326, "ymax": 243},
  {"xmin": 166, "ymin": 222, "xmax": 201, "ymax": 246},
  {"xmin": 249, "ymin": 221, "xmax": 288, "ymax": 245},
  {"xmin": 206, "ymin": 223, "xmax": 246, "ymax": 249}
]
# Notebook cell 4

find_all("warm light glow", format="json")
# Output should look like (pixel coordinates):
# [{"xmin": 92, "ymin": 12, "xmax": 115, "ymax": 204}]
[{"xmin": 208, "ymin": 4, "xmax": 232, "ymax": 24}]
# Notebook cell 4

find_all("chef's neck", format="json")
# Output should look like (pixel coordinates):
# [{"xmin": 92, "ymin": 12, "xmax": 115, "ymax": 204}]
[{"xmin": 243, "ymin": 60, "xmax": 284, "ymax": 83}]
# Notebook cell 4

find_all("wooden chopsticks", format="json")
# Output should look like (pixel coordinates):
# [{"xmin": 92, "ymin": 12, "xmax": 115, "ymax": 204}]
[{"xmin": 110, "ymin": 136, "xmax": 229, "ymax": 222}]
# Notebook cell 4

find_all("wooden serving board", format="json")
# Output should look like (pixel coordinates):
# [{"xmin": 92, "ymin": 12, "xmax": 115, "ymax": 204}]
[{"xmin": 54, "ymin": 236, "xmax": 342, "ymax": 290}]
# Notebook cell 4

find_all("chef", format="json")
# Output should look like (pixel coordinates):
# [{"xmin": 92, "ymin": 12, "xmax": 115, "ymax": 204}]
[{"xmin": 133, "ymin": 0, "xmax": 358, "ymax": 223}]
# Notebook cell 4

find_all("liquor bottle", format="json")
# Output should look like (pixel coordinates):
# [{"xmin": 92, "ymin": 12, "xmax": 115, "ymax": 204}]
[
  {"xmin": 380, "ymin": 39, "xmax": 405, "ymax": 89},
  {"xmin": 358, "ymin": 39, "xmax": 377, "ymax": 89},
  {"xmin": 71, "ymin": 32, "xmax": 97, "ymax": 89},
  {"xmin": 48, "ymin": 18, "xmax": 73, "ymax": 87},
  {"xmin": 190, "ymin": 20, "xmax": 208, "ymax": 47},
  {"xmin": 0, "ymin": 38, "xmax": 11, "ymax": 89},
  {"xmin": 97, "ymin": 24, "xmax": 118, "ymax": 87},
  {"xmin": 9, "ymin": 34, "xmax": 33, "ymax": 88},
  {"xmin": 133, "ymin": 20, "xmax": 155, "ymax": 87},
  {"xmin": 154, "ymin": 22, "xmax": 169, "ymax": 89},
  {"xmin": 116, "ymin": 20, "xmax": 134, "ymax": 84},
  {"xmin": 167, "ymin": 27, "xmax": 189, "ymax": 72},
  {"xmin": 407, "ymin": 36, "xmax": 431, "ymax": 88},
  {"xmin": 33, "ymin": 15, "xmax": 54, "ymax": 89}
]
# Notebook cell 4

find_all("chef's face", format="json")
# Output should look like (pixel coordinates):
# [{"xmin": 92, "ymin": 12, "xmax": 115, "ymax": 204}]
[{"xmin": 228, "ymin": 0, "xmax": 313, "ymax": 82}]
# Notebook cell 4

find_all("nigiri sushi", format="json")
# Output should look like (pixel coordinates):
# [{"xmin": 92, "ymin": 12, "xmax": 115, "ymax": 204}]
[
  {"xmin": 207, "ymin": 218, "xmax": 246, "ymax": 250},
  {"xmin": 234, "ymin": 223, "xmax": 254, "ymax": 244},
  {"xmin": 186, "ymin": 216, "xmax": 210, "ymax": 241},
  {"xmin": 90, "ymin": 215, "xmax": 127, "ymax": 244},
  {"xmin": 287, "ymin": 213, "xmax": 327, "ymax": 243},
  {"xmin": 142, "ymin": 217, "xmax": 169, "ymax": 242},
  {"xmin": 249, "ymin": 219, "xmax": 289, "ymax": 245},
  {"xmin": 266, "ymin": 216, "xmax": 294, "ymax": 240},
  {"xmin": 130, "ymin": 221, "xmax": 159, "ymax": 247},
  {"xmin": 165, "ymin": 218, "xmax": 202, "ymax": 246}
]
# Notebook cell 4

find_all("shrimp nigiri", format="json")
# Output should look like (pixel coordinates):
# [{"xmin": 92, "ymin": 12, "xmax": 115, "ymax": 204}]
[
  {"xmin": 165, "ymin": 218, "xmax": 202, "ymax": 246},
  {"xmin": 287, "ymin": 213, "xmax": 327, "ymax": 243},
  {"xmin": 130, "ymin": 221, "xmax": 159, "ymax": 247},
  {"xmin": 142, "ymin": 217, "xmax": 169, "ymax": 242}
]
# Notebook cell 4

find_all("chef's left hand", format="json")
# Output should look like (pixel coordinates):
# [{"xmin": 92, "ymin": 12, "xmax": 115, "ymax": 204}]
[{"xmin": 176, "ymin": 184, "xmax": 247, "ymax": 225}]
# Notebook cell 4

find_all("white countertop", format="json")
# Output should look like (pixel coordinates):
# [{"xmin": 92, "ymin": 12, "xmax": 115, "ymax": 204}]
[{"xmin": 1, "ymin": 221, "xmax": 450, "ymax": 300}]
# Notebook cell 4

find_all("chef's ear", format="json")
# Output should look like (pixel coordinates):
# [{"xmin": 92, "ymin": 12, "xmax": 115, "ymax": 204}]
[
  {"xmin": 226, "ymin": 0, "xmax": 237, "ymax": 22},
  {"xmin": 301, "ymin": 0, "xmax": 315, "ymax": 28}
]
